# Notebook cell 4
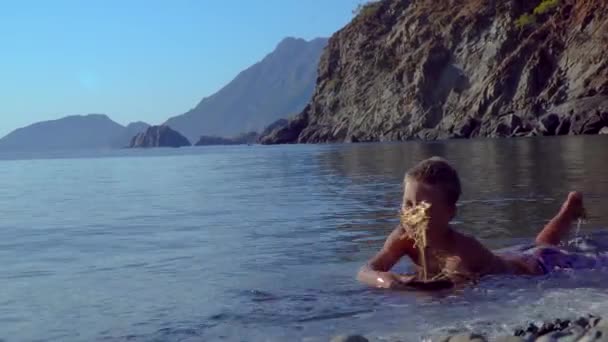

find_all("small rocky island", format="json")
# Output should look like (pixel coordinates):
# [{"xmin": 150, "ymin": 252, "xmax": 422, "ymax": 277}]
[{"xmin": 129, "ymin": 125, "xmax": 191, "ymax": 148}]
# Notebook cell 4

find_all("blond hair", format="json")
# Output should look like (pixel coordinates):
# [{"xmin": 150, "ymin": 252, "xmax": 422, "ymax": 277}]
[{"xmin": 405, "ymin": 157, "xmax": 461, "ymax": 205}]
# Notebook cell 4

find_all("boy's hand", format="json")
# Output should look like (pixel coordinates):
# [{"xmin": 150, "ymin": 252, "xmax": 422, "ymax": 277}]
[
  {"xmin": 389, "ymin": 274, "xmax": 454, "ymax": 291},
  {"xmin": 385, "ymin": 274, "xmax": 416, "ymax": 290},
  {"xmin": 395, "ymin": 274, "xmax": 417, "ymax": 284},
  {"xmin": 370, "ymin": 273, "xmax": 414, "ymax": 290}
]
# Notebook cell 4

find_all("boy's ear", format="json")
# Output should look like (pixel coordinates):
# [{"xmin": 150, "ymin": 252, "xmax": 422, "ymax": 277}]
[{"xmin": 450, "ymin": 204, "xmax": 457, "ymax": 220}]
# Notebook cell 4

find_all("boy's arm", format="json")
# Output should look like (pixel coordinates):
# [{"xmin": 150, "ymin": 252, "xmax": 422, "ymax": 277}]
[{"xmin": 357, "ymin": 226, "xmax": 417, "ymax": 289}]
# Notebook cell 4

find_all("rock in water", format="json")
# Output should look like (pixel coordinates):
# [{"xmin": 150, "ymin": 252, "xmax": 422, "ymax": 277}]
[
  {"xmin": 129, "ymin": 125, "xmax": 191, "ymax": 148},
  {"xmin": 538, "ymin": 113, "xmax": 561, "ymax": 136},
  {"xmin": 260, "ymin": 0, "xmax": 608, "ymax": 144},
  {"xmin": 492, "ymin": 114, "xmax": 524, "ymax": 138}
]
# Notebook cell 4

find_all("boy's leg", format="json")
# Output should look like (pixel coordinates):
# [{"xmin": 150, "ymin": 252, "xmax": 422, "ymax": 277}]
[{"xmin": 535, "ymin": 192, "xmax": 585, "ymax": 246}]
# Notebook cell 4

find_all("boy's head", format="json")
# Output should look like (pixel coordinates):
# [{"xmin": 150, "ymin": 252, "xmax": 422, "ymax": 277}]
[{"xmin": 403, "ymin": 157, "xmax": 461, "ymax": 229}]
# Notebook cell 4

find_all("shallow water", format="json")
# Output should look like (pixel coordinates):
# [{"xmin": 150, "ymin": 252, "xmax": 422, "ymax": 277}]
[{"xmin": 1, "ymin": 135, "xmax": 608, "ymax": 341}]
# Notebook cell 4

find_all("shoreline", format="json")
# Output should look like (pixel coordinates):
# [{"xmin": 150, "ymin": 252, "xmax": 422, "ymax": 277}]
[{"xmin": 332, "ymin": 315, "xmax": 608, "ymax": 341}]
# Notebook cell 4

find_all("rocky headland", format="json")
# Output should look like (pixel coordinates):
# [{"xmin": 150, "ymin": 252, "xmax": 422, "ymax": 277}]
[{"xmin": 261, "ymin": 0, "xmax": 608, "ymax": 144}]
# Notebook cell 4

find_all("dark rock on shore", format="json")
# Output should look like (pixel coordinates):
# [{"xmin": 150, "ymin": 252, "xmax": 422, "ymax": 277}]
[
  {"xmin": 258, "ymin": 111, "xmax": 310, "ymax": 144},
  {"xmin": 259, "ymin": 118, "xmax": 289, "ymax": 139},
  {"xmin": 538, "ymin": 113, "xmax": 561, "ymax": 136},
  {"xmin": 129, "ymin": 125, "xmax": 191, "ymax": 148},
  {"xmin": 195, "ymin": 132, "xmax": 258, "ymax": 146},
  {"xmin": 194, "ymin": 136, "xmax": 237, "ymax": 146},
  {"xmin": 261, "ymin": 0, "xmax": 608, "ymax": 144},
  {"xmin": 492, "ymin": 114, "xmax": 524, "ymax": 138}
]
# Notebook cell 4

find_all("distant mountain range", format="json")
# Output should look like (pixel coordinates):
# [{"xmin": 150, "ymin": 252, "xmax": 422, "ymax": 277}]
[
  {"xmin": 165, "ymin": 37, "xmax": 327, "ymax": 142},
  {"xmin": 0, "ymin": 114, "xmax": 149, "ymax": 151},
  {"xmin": 0, "ymin": 36, "xmax": 327, "ymax": 151}
]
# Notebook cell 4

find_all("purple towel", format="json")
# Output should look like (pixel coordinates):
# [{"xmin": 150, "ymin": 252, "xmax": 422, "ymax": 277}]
[{"xmin": 533, "ymin": 247, "xmax": 608, "ymax": 274}]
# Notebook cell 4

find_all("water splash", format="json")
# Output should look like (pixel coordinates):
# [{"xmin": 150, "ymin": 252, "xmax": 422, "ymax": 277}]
[{"xmin": 575, "ymin": 218, "xmax": 585, "ymax": 239}]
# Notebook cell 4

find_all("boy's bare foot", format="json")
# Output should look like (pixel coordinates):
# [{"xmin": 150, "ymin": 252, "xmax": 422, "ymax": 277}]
[
  {"xmin": 561, "ymin": 191, "xmax": 586, "ymax": 220},
  {"xmin": 535, "ymin": 192, "xmax": 586, "ymax": 246}
]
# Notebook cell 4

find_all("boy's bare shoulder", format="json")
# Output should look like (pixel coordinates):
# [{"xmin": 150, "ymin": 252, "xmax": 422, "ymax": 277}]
[{"xmin": 448, "ymin": 229, "xmax": 503, "ymax": 273}]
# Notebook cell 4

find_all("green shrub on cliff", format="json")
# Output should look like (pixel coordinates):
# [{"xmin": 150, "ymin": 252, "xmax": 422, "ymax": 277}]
[
  {"xmin": 516, "ymin": 13, "xmax": 537, "ymax": 28},
  {"xmin": 533, "ymin": 0, "xmax": 560, "ymax": 15},
  {"xmin": 352, "ymin": 1, "xmax": 381, "ymax": 19},
  {"xmin": 515, "ymin": 0, "xmax": 560, "ymax": 29}
]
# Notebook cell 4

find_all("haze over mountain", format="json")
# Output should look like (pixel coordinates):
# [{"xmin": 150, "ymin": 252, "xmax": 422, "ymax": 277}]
[
  {"xmin": 165, "ymin": 37, "xmax": 328, "ymax": 142},
  {"xmin": 0, "ymin": 36, "xmax": 327, "ymax": 151},
  {"xmin": 0, "ymin": 114, "xmax": 149, "ymax": 151}
]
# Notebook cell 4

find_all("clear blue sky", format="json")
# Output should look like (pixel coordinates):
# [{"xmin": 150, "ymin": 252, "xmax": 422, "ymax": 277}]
[{"xmin": 0, "ymin": 0, "xmax": 361, "ymax": 137}]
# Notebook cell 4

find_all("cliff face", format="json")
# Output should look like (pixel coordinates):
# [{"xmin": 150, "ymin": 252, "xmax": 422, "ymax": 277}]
[{"xmin": 260, "ymin": 0, "xmax": 608, "ymax": 144}]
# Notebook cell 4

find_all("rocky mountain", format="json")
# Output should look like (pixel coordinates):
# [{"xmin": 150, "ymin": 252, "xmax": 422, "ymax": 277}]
[
  {"xmin": 165, "ymin": 37, "xmax": 328, "ymax": 142},
  {"xmin": 0, "ymin": 114, "xmax": 148, "ymax": 151},
  {"xmin": 260, "ymin": 0, "xmax": 608, "ymax": 144},
  {"xmin": 129, "ymin": 125, "xmax": 191, "ymax": 148}
]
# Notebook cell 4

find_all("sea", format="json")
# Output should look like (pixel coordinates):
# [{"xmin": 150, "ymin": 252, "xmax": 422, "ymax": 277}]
[{"xmin": 2, "ymin": 135, "xmax": 608, "ymax": 341}]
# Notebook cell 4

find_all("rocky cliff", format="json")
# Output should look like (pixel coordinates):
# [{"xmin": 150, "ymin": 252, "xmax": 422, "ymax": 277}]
[
  {"xmin": 260, "ymin": 0, "xmax": 608, "ymax": 144},
  {"xmin": 129, "ymin": 125, "xmax": 191, "ymax": 148}
]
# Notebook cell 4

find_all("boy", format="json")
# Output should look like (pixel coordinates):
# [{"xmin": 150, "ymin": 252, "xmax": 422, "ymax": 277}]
[{"xmin": 357, "ymin": 157, "xmax": 589, "ymax": 290}]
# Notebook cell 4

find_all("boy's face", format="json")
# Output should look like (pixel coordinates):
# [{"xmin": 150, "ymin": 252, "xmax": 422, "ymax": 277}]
[{"xmin": 402, "ymin": 178, "xmax": 455, "ymax": 231}]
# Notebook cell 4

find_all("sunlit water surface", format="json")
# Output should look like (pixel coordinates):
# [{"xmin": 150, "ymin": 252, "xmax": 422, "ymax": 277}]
[{"xmin": 1, "ymin": 135, "xmax": 608, "ymax": 341}]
